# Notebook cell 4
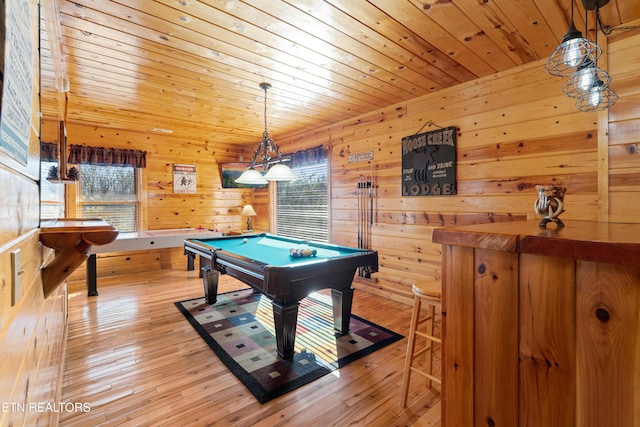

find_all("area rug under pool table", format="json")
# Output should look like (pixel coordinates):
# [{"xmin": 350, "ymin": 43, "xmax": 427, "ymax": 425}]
[{"xmin": 174, "ymin": 288, "xmax": 403, "ymax": 404}]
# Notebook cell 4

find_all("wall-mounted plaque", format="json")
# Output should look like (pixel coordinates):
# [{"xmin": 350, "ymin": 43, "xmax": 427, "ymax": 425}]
[
  {"xmin": 348, "ymin": 150, "xmax": 374, "ymax": 163},
  {"xmin": 173, "ymin": 163, "xmax": 196, "ymax": 193},
  {"xmin": 0, "ymin": 0, "xmax": 34, "ymax": 166},
  {"xmin": 401, "ymin": 126, "xmax": 456, "ymax": 197}
]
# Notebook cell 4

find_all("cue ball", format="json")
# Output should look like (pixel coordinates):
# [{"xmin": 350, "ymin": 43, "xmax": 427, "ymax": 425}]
[{"xmin": 242, "ymin": 238, "xmax": 248, "ymax": 243}]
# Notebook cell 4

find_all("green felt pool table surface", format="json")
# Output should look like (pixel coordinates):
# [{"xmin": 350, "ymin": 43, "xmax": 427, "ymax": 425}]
[{"xmin": 189, "ymin": 233, "xmax": 367, "ymax": 267}]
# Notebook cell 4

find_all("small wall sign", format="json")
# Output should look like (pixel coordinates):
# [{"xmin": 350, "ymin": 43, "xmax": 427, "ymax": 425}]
[
  {"xmin": 348, "ymin": 150, "xmax": 374, "ymax": 163},
  {"xmin": 173, "ymin": 163, "xmax": 196, "ymax": 193},
  {"xmin": 401, "ymin": 126, "xmax": 457, "ymax": 196}
]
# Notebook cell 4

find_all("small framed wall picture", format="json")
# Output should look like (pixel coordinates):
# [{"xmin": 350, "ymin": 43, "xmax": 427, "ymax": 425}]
[
  {"xmin": 173, "ymin": 163, "xmax": 196, "ymax": 193},
  {"xmin": 220, "ymin": 162, "xmax": 267, "ymax": 188}
]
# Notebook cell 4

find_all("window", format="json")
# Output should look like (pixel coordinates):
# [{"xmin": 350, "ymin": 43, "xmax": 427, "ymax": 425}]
[
  {"xmin": 78, "ymin": 164, "xmax": 139, "ymax": 232},
  {"xmin": 67, "ymin": 144, "xmax": 146, "ymax": 232},
  {"xmin": 40, "ymin": 160, "xmax": 65, "ymax": 220},
  {"xmin": 276, "ymin": 147, "xmax": 328, "ymax": 242}
]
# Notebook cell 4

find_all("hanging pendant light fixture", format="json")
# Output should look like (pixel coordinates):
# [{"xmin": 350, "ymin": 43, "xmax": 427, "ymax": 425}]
[
  {"xmin": 235, "ymin": 83, "xmax": 297, "ymax": 184},
  {"xmin": 545, "ymin": 0, "xmax": 601, "ymax": 77},
  {"xmin": 575, "ymin": 77, "xmax": 618, "ymax": 111},
  {"xmin": 546, "ymin": 0, "xmax": 618, "ymax": 112},
  {"xmin": 562, "ymin": 59, "xmax": 611, "ymax": 99},
  {"xmin": 573, "ymin": 1, "xmax": 617, "ymax": 111}
]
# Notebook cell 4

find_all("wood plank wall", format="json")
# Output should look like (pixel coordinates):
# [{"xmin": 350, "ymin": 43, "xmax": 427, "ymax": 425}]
[
  {"xmin": 37, "ymin": 122, "xmax": 258, "ymax": 280},
  {"xmin": 607, "ymin": 22, "xmax": 640, "ymax": 222},
  {"xmin": 0, "ymin": 0, "xmax": 68, "ymax": 425},
  {"xmin": 40, "ymin": 122, "xmax": 256, "ymax": 232}
]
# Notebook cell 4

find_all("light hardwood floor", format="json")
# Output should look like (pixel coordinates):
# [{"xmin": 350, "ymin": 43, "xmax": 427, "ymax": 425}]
[{"xmin": 60, "ymin": 268, "xmax": 441, "ymax": 426}]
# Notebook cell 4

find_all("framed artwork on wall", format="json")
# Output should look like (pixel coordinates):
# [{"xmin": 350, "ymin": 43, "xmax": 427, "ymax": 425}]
[{"xmin": 220, "ymin": 163, "xmax": 267, "ymax": 188}]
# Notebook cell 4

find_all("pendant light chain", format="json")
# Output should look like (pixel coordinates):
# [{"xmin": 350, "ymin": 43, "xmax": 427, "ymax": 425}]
[{"xmin": 263, "ymin": 83, "xmax": 269, "ymax": 139}]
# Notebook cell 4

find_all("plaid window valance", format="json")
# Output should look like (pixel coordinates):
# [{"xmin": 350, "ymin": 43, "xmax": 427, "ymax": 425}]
[
  {"xmin": 68, "ymin": 144, "xmax": 147, "ymax": 168},
  {"xmin": 41, "ymin": 142, "xmax": 59, "ymax": 162},
  {"xmin": 289, "ymin": 145, "xmax": 327, "ymax": 168}
]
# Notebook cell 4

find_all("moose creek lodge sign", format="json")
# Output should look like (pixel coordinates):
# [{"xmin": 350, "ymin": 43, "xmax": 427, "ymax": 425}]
[{"xmin": 402, "ymin": 126, "xmax": 457, "ymax": 197}]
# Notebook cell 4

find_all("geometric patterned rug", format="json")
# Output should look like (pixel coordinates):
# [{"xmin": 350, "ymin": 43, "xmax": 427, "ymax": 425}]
[{"xmin": 174, "ymin": 288, "xmax": 403, "ymax": 403}]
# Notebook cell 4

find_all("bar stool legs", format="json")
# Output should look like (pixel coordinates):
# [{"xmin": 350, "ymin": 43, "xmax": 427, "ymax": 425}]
[{"xmin": 400, "ymin": 280, "xmax": 442, "ymax": 407}]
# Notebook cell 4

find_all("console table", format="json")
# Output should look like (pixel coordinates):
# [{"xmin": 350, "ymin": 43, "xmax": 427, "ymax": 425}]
[
  {"xmin": 432, "ymin": 220, "xmax": 640, "ymax": 427},
  {"xmin": 86, "ymin": 228, "xmax": 222, "ymax": 295}
]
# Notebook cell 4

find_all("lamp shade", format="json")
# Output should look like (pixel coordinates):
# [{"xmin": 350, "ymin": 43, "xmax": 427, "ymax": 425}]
[
  {"xmin": 576, "ymin": 78, "xmax": 618, "ymax": 112},
  {"xmin": 235, "ymin": 168, "xmax": 268, "ymax": 185},
  {"xmin": 545, "ymin": 35, "xmax": 600, "ymax": 77},
  {"xmin": 563, "ymin": 61, "xmax": 611, "ymax": 99},
  {"xmin": 263, "ymin": 163, "xmax": 298, "ymax": 181},
  {"xmin": 240, "ymin": 204, "xmax": 257, "ymax": 217}
]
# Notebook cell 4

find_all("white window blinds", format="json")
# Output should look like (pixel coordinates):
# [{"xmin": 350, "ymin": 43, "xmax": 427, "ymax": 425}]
[
  {"xmin": 78, "ymin": 164, "xmax": 139, "ymax": 232},
  {"xmin": 276, "ymin": 158, "xmax": 328, "ymax": 242}
]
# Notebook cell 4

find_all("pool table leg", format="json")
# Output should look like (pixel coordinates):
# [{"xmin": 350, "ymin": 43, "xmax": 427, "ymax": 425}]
[
  {"xmin": 331, "ymin": 288, "xmax": 354, "ymax": 335},
  {"xmin": 202, "ymin": 267, "xmax": 219, "ymax": 304},
  {"xmin": 272, "ymin": 301, "xmax": 299, "ymax": 359}
]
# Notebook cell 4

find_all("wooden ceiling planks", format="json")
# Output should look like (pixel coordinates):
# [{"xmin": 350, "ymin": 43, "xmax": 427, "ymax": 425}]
[{"xmin": 39, "ymin": 0, "xmax": 640, "ymax": 144}]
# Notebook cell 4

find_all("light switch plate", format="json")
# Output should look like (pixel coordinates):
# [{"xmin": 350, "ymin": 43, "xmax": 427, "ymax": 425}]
[{"xmin": 11, "ymin": 249, "xmax": 22, "ymax": 306}]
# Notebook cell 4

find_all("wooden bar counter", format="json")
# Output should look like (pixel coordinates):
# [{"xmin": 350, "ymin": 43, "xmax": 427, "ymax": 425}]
[{"xmin": 432, "ymin": 220, "xmax": 640, "ymax": 427}]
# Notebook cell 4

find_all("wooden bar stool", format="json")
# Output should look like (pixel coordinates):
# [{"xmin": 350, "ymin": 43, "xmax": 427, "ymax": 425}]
[{"xmin": 400, "ymin": 280, "xmax": 442, "ymax": 407}]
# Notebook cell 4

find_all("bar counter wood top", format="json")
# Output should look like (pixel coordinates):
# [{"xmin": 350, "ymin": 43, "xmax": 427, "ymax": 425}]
[{"xmin": 432, "ymin": 220, "xmax": 640, "ymax": 427}]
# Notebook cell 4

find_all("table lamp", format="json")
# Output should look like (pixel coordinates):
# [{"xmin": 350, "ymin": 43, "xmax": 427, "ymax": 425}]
[{"xmin": 240, "ymin": 204, "xmax": 257, "ymax": 231}]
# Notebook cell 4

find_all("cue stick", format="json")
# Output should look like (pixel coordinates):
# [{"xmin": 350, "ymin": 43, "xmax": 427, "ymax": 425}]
[
  {"xmin": 357, "ymin": 176, "xmax": 361, "ymax": 275},
  {"xmin": 357, "ymin": 175, "xmax": 362, "ymax": 250},
  {"xmin": 370, "ymin": 160, "xmax": 374, "ymax": 226}
]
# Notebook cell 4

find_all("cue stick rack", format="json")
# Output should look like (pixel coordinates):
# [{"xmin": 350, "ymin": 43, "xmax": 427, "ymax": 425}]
[{"xmin": 357, "ymin": 167, "xmax": 376, "ymax": 278}]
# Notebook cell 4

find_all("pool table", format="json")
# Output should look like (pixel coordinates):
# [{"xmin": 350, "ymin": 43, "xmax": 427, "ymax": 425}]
[{"xmin": 183, "ymin": 233, "xmax": 378, "ymax": 359}]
